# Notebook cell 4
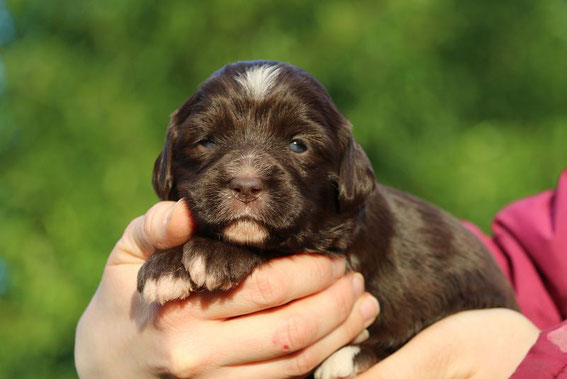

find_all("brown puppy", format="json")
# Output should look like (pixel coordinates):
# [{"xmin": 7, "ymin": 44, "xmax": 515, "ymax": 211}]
[{"xmin": 137, "ymin": 61, "xmax": 518, "ymax": 378}]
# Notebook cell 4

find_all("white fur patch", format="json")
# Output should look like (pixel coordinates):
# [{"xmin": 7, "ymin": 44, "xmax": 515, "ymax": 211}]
[
  {"xmin": 142, "ymin": 274, "xmax": 192, "ymax": 305},
  {"xmin": 223, "ymin": 220, "xmax": 268, "ymax": 246},
  {"xmin": 186, "ymin": 254, "xmax": 230, "ymax": 291},
  {"xmin": 235, "ymin": 65, "xmax": 280, "ymax": 100},
  {"xmin": 314, "ymin": 345, "xmax": 360, "ymax": 379},
  {"xmin": 187, "ymin": 255, "xmax": 207, "ymax": 287}
]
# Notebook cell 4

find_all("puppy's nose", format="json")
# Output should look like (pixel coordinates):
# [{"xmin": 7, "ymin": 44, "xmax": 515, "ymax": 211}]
[{"xmin": 229, "ymin": 176, "xmax": 263, "ymax": 203}]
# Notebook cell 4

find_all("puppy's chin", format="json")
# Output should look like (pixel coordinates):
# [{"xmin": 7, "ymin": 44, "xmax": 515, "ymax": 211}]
[{"xmin": 223, "ymin": 220, "xmax": 268, "ymax": 247}]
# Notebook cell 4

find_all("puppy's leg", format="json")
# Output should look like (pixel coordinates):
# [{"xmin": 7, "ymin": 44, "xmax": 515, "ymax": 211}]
[
  {"xmin": 182, "ymin": 236, "xmax": 265, "ymax": 291},
  {"xmin": 137, "ymin": 239, "xmax": 264, "ymax": 304},
  {"xmin": 314, "ymin": 341, "xmax": 383, "ymax": 379},
  {"xmin": 137, "ymin": 247, "xmax": 193, "ymax": 304}
]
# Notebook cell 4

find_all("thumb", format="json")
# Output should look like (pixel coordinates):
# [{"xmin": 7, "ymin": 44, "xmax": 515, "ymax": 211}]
[{"xmin": 109, "ymin": 199, "xmax": 194, "ymax": 265}]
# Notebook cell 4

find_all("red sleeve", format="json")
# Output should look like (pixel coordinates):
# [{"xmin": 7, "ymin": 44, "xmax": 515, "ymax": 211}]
[
  {"xmin": 463, "ymin": 169, "xmax": 567, "ymax": 377},
  {"xmin": 464, "ymin": 169, "xmax": 567, "ymax": 329},
  {"xmin": 509, "ymin": 321, "xmax": 567, "ymax": 379}
]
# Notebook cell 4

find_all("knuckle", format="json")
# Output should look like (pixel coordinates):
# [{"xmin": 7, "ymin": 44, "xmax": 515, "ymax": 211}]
[
  {"xmin": 164, "ymin": 343, "xmax": 209, "ymax": 378},
  {"xmin": 124, "ymin": 215, "xmax": 142, "ymax": 236},
  {"xmin": 331, "ymin": 282, "xmax": 354, "ymax": 321},
  {"xmin": 290, "ymin": 349, "xmax": 318, "ymax": 376},
  {"xmin": 110, "ymin": 216, "xmax": 150, "ymax": 262},
  {"xmin": 154, "ymin": 298, "xmax": 202, "ymax": 331},
  {"xmin": 119, "ymin": 216, "xmax": 144, "ymax": 246},
  {"xmin": 143, "ymin": 207, "xmax": 159, "ymax": 244},
  {"xmin": 274, "ymin": 315, "xmax": 315, "ymax": 353},
  {"xmin": 341, "ymin": 315, "xmax": 360, "ymax": 341},
  {"xmin": 250, "ymin": 269, "xmax": 286, "ymax": 307},
  {"xmin": 311, "ymin": 256, "xmax": 334, "ymax": 282},
  {"xmin": 142, "ymin": 202, "xmax": 172, "ymax": 249}
]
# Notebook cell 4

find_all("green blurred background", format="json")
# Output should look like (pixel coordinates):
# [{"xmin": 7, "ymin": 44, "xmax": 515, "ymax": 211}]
[{"xmin": 0, "ymin": 0, "xmax": 566, "ymax": 377}]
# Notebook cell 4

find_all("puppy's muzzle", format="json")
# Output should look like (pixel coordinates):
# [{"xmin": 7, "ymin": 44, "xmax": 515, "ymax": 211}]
[{"xmin": 229, "ymin": 176, "xmax": 263, "ymax": 203}]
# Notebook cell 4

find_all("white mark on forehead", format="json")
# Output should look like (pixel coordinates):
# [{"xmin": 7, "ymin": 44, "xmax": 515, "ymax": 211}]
[{"xmin": 235, "ymin": 65, "xmax": 281, "ymax": 100}]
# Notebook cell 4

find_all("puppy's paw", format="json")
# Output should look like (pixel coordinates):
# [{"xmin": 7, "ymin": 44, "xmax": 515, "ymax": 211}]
[
  {"xmin": 314, "ymin": 345, "xmax": 361, "ymax": 379},
  {"xmin": 182, "ymin": 237, "xmax": 263, "ymax": 292},
  {"xmin": 141, "ymin": 273, "xmax": 192, "ymax": 304},
  {"xmin": 137, "ymin": 248, "xmax": 192, "ymax": 304},
  {"xmin": 184, "ymin": 252, "xmax": 235, "ymax": 291}
]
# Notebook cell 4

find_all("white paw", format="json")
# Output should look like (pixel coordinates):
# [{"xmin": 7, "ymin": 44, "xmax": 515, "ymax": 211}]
[
  {"xmin": 314, "ymin": 345, "xmax": 360, "ymax": 379},
  {"xmin": 142, "ymin": 274, "xmax": 192, "ymax": 304},
  {"xmin": 186, "ymin": 254, "xmax": 233, "ymax": 291},
  {"xmin": 187, "ymin": 255, "xmax": 207, "ymax": 287}
]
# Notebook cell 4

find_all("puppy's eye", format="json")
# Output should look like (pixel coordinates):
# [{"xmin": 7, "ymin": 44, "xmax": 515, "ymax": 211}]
[
  {"xmin": 289, "ymin": 140, "xmax": 307, "ymax": 154},
  {"xmin": 198, "ymin": 138, "xmax": 215, "ymax": 148}
]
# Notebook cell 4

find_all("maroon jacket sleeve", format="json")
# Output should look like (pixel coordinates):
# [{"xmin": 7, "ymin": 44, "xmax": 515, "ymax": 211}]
[
  {"xmin": 510, "ymin": 321, "xmax": 567, "ymax": 379},
  {"xmin": 463, "ymin": 169, "xmax": 567, "ymax": 378}
]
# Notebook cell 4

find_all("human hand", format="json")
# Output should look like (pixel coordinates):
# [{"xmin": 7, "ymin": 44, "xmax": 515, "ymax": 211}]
[
  {"xmin": 357, "ymin": 308, "xmax": 540, "ymax": 379},
  {"xmin": 74, "ymin": 200, "xmax": 379, "ymax": 378}
]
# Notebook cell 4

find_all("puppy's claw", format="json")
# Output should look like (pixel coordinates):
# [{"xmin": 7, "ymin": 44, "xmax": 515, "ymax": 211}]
[
  {"xmin": 314, "ymin": 345, "xmax": 361, "ymax": 379},
  {"xmin": 141, "ymin": 273, "xmax": 193, "ymax": 305}
]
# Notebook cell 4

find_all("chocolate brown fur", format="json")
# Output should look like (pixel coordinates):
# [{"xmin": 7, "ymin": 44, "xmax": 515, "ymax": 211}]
[{"xmin": 138, "ymin": 61, "xmax": 518, "ymax": 373}]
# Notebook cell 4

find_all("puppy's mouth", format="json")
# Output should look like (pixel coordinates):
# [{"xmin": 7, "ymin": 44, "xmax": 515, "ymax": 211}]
[
  {"xmin": 222, "ymin": 218, "xmax": 269, "ymax": 247},
  {"xmin": 228, "ymin": 195, "xmax": 264, "ymax": 216}
]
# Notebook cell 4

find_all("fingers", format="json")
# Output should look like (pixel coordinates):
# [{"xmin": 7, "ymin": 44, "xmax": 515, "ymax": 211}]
[
  {"xmin": 109, "ymin": 200, "xmax": 194, "ymax": 265},
  {"xmin": 183, "ymin": 254, "xmax": 347, "ymax": 319},
  {"xmin": 209, "ymin": 273, "xmax": 366, "ymax": 364},
  {"xmin": 218, "ymin": 292, "xmax": 379, "ymax": 377},
  {"xmin": 156, "ymin": 269, "xmax": 379, "ymax": 377}
]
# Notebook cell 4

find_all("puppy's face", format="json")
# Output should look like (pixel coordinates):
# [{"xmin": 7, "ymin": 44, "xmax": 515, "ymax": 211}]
[{"xmin": 154, "ymin": 61, "xmax": 375, "ymax": 250}]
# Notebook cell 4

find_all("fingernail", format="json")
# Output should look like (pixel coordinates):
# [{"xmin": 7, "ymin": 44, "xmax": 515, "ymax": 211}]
[
  {"xmin": 352, "ymin": 273, "xmax": 365, "ymax": 297},
  {"xmin": 332, "ymin": 257, "xmax": 346, "ymax": 278},
  {"xmin": 352, "ymin": 329, "xmax": 370, "ymax": 344},
  {"xmin": 360, "ymin": 295, "xmax": 379, "ymax": 322}
]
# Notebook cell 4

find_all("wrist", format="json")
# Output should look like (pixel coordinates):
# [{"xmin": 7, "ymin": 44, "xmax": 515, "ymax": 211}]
[
  {"xmin": 75, "ymin": 296, "xmax": 108, "ymax": 378},
  {"xmin": 75, "ymin": 288, "xmax": 156, "ymax": 378}
]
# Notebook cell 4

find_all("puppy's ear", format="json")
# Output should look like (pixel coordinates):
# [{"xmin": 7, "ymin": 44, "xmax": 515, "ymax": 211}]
[
  {"xmin": 337, "ymin": 137, "xmax": 376, "ymax": 213},
  {"xmin": 152, "ymin": 115, "xmax": 179, "ymax": 200},
  {"xmin": 153, "ymin": 93, "xmax": 202, "ymax": 200}
]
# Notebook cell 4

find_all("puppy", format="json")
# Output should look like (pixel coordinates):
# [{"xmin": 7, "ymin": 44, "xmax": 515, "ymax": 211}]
[{"xmin": 137, "ymin": 61, "xmax": 518, "ymax": 378}]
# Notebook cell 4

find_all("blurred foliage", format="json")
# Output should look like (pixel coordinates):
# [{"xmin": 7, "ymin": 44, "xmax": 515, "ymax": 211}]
[{"xmin": 0, "ymin": 0, "xmax": 566, "ymax": 377}]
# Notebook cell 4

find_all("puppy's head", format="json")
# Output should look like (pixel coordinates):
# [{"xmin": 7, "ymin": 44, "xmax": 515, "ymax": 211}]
[{"xmin": 153, "ymin": 61, "xmax": 375, "ymax": 250}]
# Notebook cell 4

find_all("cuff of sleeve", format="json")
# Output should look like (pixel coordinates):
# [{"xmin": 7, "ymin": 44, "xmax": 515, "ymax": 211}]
[{"xmin": 510, "ymin": 321, "xmax": 567, "ymax": 379}]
